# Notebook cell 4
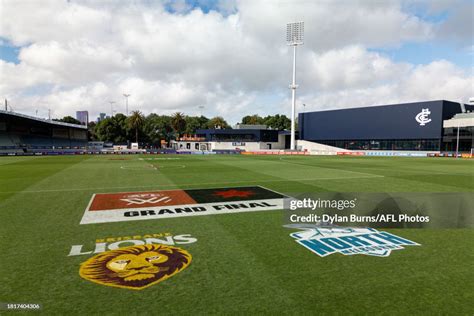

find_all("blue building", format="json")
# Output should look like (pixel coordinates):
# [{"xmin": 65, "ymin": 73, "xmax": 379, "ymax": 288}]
[
  {"xmin": 299, "ymin": 100, "xmax": 473, "ymax": 152},
  {"xmin": 196, "ymin": 128, "xmax": 280, "ymax": 143}
]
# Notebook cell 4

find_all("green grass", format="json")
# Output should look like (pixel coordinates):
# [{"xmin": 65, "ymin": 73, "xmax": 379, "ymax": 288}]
[{"xmin": 0, "ymin": 155, "xmax": 473, "ymax": 314}]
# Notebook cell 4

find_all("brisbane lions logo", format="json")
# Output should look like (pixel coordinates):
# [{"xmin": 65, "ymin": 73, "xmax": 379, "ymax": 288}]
[{"xmin": 79, "ymin": 244, "xmax": 192, "ymax": 290}]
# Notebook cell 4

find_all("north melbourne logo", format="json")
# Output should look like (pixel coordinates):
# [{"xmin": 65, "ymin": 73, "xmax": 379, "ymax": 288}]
[
  {"xmin": 415, "ymin": 108, "xmax": 432, "ymax": 126},
  {"xmin": 285, "ymin": 224, "xmax": 419, "ymax": 257}
]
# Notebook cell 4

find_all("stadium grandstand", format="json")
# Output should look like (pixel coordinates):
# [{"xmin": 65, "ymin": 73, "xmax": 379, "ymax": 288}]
[
  {"xmin": 0, "ymin": 110, "xmax": 88, "ymax": 155},
  {"xmin": 298, "ymin": 100, "xmax": 474, "ymax": 155}
]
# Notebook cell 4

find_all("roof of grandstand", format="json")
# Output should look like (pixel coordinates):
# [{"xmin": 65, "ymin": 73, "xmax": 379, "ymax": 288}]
[{"xmin": 0, "ymin": 109, "xmax": 87, "ymax": 129}]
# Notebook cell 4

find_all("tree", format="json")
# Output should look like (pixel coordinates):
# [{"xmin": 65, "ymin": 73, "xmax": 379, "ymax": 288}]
[
  {"xmin": 184, "ymin": 115, "xmax": 209, "ymax": 135},
  {"xmin": 72, "ymin": 111, "xmax": 293, "ymax": 144},
  {"xmin": 95, "ymin": 118, "xmax": 116, "ymax": 142},
  {"xmin": 87, "ymin": 121, "xmax": 97, "ymax": 141},
  {"xmin": 54, "ymin": 116, "xmax": 81, "ymax": 125},
  {"xmin": 207, "ymin": 116, "xmax": 230, "ymax": 129},
  {"xmin": 264, "ymin": 114, "xmax": 291, "ymax": 130},
  {"xmin": 143, "ymin": 114, "xmax": 173, "ymax": 146},
  {"xmin": 241, "ymin": 114, "xmax": 265, "ymax": 125},
  {"xmin": 171, "ymin": 112, "xmax": 186, "ymax": 138},
  {"xmin": 127, "ymin": 110, "xmax": 145, "ymax": 143},
  {"xmin": 94, "ymin": 113, "xmax": 130, "ymax": 143}
]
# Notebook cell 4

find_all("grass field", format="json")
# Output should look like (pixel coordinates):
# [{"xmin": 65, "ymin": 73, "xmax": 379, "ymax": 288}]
[{"xmin": 1, "ymin": 154, "xmax": 473, "ymax": 314}]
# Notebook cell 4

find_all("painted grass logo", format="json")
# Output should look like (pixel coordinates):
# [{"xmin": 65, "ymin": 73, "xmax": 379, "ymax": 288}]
[
  {"xmin": 80, "ymin": 186, "xmax": 286, "ymax": 224},
  {"xmin": 285, "ymin": 224, "xmax": 419, "ymax": 257},
  {"xmin": 68, "ymin": 232, "xmax": 197, "ymax": 256},
  {"xmin": 79, "ymin": 244, "xmax": 192, "ymax": 290}
]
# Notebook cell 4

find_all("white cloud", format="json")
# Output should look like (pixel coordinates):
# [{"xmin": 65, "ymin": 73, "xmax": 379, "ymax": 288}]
[
  {"xmin": 0, "ymin": 60, "xmax": 54, "ymax": 94},
  {"xmin": 19, "ymin": 41, "xmax": 133, "ymax": 84},
  {"xmin": 237, "ymin": 0, "xmax": 434, "ymax": 51},
  {"xmin": 304, "ymin": 46, "xmax": 412, "ymax": 91},
  {"xmin": 301, "ymin": 59, "xmax": 473, "ymax": 113},
  {"xmin": 0, "ymin": 0, "xmax": 471, "ymax": 124},
  {"xmin": 436, "ymin": 2, "xmax": 474, "ymax": 44},
  {"xmin": 0, "ymin": 0, "xmax": 112, "ymax": 46},
  {"xmin": 399, "ymin": 60, "xmax": 473, "ymax": 101}
]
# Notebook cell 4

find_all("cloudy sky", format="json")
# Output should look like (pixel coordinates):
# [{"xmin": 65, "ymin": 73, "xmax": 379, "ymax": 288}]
[{"xmin": 0, "ymin": 0, "xmax": 472, "ymax": 123}]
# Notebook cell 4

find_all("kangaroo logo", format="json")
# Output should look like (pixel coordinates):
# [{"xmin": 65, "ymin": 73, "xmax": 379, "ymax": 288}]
[
  {"xmin": 415, "ymin": 108, "xmax": 431, "ymax": 126},
  {"xmin": 284, "ymin": 224, "xmax": 419, "ymax": 257}
]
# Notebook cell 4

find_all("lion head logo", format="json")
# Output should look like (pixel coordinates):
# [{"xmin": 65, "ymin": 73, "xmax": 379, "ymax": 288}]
[{"xmin": 79, "ymin": 244, "xmax": 192, "ymax": 290}]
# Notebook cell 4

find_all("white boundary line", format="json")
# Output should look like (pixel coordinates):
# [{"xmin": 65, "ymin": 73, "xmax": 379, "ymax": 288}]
[
  {"xmin": 1, "ymin": 175, "xmax": 384, "ymax": 194},
  {"xmin": 256, "ymin": 185, "xmax": 290, "ymax": 198},
  {"xmin": 120, "ymin": 164, "xmax": 186, "ymax": 171},
  {"xmin": 120, "ymin": 164, "xmax": 158, "ymax": 170}
]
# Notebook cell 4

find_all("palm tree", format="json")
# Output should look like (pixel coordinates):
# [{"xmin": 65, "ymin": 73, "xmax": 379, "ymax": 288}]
[
  {"xmin": 207, "ymin": 116, "xmax": 229, "ymax": 129},
  {"xmin": 127, "ymin": 110, "xmax": 144, "ymax": 143},
  {"xmin": 171, "ymin": 112, "xmax": 186, "ymax": 139}
]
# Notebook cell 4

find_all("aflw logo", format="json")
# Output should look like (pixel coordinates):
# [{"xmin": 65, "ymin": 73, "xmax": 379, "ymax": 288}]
[
  {"xmin": 121, "ymin": 194, "xmax": 172, "ymax": 205},
  {"xmin": 415, "ymin": 108, "xmax": 431, "ymax": 126}
]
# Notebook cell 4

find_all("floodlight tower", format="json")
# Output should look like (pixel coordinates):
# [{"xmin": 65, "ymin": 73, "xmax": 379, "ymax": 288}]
[
  {"xmin": 109, "ymin": 101, "xmax": 116, "ymax": 117},
  {"xmin": 123, "ymin": 93, "xmax": 130, "ymax": 115},
  {"xmin": 286, "ymin": 22, "xmax": 304, "ymax": 150}
]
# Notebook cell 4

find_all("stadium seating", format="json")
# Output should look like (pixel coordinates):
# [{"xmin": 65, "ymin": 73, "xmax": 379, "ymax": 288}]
[
  {"xmin": 0, "ymin": 134, "xmax": 87, "ymax": 155},
  {"xmin": 1, "ymin": 111, "xmax": 88, "ymax": 155},
  {"xmin": 0, "ymin": 134, "xmax": 23, "ymax": 155}
]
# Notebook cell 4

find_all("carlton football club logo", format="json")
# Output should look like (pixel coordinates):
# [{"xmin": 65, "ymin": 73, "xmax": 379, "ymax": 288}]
[
  {"xmin": 79, "ymin": 244, "xmax": 192, "ymax": 290},
  {"xmin": 285, "ymin": 224, "xmax": 419, "ymax": 257},
  {"xmin": 415, "ymin": 108, "xmax": 431, "ymax": 126}
]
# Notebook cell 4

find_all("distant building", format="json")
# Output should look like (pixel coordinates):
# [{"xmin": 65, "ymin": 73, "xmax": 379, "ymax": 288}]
[
  {"xmin": 171, "ymin": 128, "xmax": 289, "ymax": 151},
  {"xmin": 234, "ymin": 124, "xmax": 268, "ymax": 130},
  {"xmin": 76, "ymin": 111, "xmax": 89, "ymax": 125},
  {"xmin": 97, "ymin": 113, "xmax": 106, "ymax": 122}
]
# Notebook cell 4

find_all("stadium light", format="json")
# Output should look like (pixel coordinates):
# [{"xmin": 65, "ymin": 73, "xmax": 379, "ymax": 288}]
[
  {"xmin": 109, "ymin": 101, "xmax": 116, "ymax": 117},
  {"xmin": 455, "ymin": 118, "xmax": 460, "ymax": 158},
  {"xmin": 123, "ymin": 94, "xmax": 131, "ymax": 116},
  {"xmin": 455, "ymin": 98, "xmax": 466, "ymax": 158},
  {"xmin": 286, "ymin": 21, "xmax": 304, "ymax": 150}
]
